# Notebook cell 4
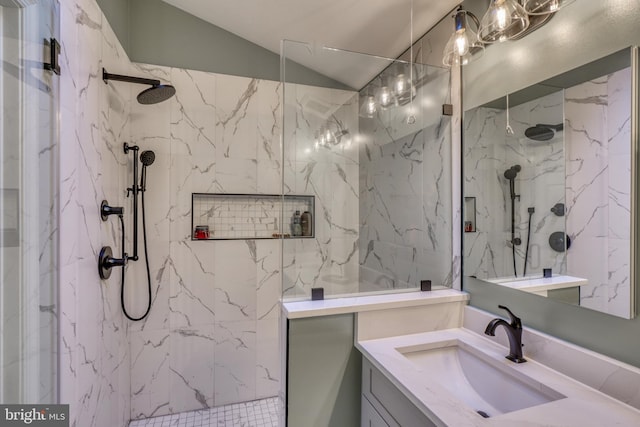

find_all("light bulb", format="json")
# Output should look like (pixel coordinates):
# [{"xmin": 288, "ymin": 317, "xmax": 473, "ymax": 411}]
[
  {"xmin": 376, "ymin": 86, "xmax": 395, "ymax": 109},
  {"xmin": 366, "ymin": 97, "xmax": 376, "ymax": 115},
  {"xmin": 325, "ymin": 128, "xmax": 335, "ymax": 144},
  {"xmin": 442, "ymin": 9, "xmax": 484, "ymax": 67},
  {"xmin": 496, "ymin": 3, "xmax": 510, "ymax": 30},
  {"xmin": 360, "ymin": 95, "xmax": 377, "ymax": 118},
  {"xmin": 394, "ymin": 74, "xmax": 408, "ymax": 96},
  {"xmin": 455, "ymin": 30, "xmax": 468, "ymax": 56}
]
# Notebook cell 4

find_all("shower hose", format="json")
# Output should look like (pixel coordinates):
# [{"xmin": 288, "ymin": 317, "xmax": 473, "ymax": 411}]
[{"xmin": 119, "ymin": 165, "xmax": 153, "ymax": 321}]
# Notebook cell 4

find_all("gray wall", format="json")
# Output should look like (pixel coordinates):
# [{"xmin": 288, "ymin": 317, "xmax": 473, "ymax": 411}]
[
  {"xmin": 96, "ymin": 0, "xmax": 350, "ymax": 88},
  {"xmin": 462, "ymin": 0, "xmax": 640, "ymax": 368}
]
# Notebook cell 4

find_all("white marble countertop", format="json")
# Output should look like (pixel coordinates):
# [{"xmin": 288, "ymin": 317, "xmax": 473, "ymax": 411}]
[
  {"xmin": 357, "ymin": 328, "xmax": 640, "ymax": 426},
  {"xmin": 282, "ymin": 289, "xmax": 469, "ymax": 319},
  {"xmin": 487, "ymin": 275, "xmax": 587, "ymax": 293}
]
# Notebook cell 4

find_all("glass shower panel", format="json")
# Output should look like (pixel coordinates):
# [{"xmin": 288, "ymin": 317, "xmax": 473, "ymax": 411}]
[
  {"xmin": 281, "ymin": 41, "xmax": 453, "ymax": 301},
  {"xmin": 0, "ymin": 0, "xmax": 59, "ymax": 404}
]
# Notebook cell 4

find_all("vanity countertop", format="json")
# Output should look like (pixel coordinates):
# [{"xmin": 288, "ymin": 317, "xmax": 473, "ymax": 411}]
[{"xmin": 357, "ymin": 328, "xmax": 640, "ymax": 427}]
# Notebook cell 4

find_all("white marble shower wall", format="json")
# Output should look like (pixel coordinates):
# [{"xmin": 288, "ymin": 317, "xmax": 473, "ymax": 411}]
[
  {"xmin": 565, "ymin": 67, "xmax": 632, "ymax": 318},
  {"xmin": 464, "ymin": 91, "xmax": 566, "ymax": 279},
  {"xmin": 281, "ymin": 84, "xmax": 361, "ymax": 298},
  {"xmin": 126, "ymin": 66, "xmax": 285, "ymax": 419},
  {"xmin": 358, "ymin": 66, "xmax": 454, "ymax": 291},
  {"xmin": 58, "ymin": 0, "xmax": 132, "ymax": 426}
]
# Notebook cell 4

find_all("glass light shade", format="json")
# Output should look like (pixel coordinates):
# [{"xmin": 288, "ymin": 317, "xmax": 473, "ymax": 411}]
[
  {"xmin": 375, "ymin": 85, "xmax": 396, "ymax": 109},
  {"xmin": 393, "ymin": 73, "xmax": 410, "ymax": 98},
  {"xmin": 393, "ymin": 72, "xmax": 417, "ymax": 104},
  {"xmin": 359, "ymin": 95, "xmax": 377, "ymax": 118},
  {"xmin": 443, "ymin": 12, "xmax": 485, "ymax": 67},
  {"xmin": 523, "ymin": 0, "xmax": 575, "ymax": 15},
  {"xmin": 478, "ymin": 0, "xmax": 529, "ymax": 44}
]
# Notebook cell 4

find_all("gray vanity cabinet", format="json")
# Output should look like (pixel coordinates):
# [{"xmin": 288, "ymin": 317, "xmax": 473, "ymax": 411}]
[{"xmin": 361, "ymin": 358, "xmax": 437, "ymax": 427}]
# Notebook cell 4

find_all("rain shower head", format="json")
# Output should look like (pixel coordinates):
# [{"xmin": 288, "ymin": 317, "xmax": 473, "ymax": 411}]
[
  {"xmin": 525, "ymin": 123, "xmax": 563, "ymax": 141},
  {"xmin": 102, "ymin": 68, "xmax": 176, "ymax": 105},
  {"xmin": 504, "ymin": 164, "xmax": 521, "ymax": 180}
]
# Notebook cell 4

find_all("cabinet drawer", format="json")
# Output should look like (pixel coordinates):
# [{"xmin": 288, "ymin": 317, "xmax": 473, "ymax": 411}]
[
  {"xmin": 362, "ymin": 395, "xmax": 390, "ymax": 427},
  {"xmin": 362, "ymin": 358, "xmax": 436, "ymax": 427}
]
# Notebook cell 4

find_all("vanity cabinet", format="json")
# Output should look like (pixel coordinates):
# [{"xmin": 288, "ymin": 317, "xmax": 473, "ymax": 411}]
[{"xmin": 361, "ymin": 358, "xmax": 436, "ymax": 427}]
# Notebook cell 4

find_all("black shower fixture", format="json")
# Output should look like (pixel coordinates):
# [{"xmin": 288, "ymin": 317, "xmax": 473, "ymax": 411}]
[
  {"xmin": 503, "ymin": 165, "xmax": 522, "ymax": 277},
  {"xmin": 102, "ymin": 68, "xmax": 176, "ymax": 104},
  {"xmin": 504, "ymin": 165, "xmax": 521, "ymax": 200},
  {"xmin": 525, "ymin": 123, "xmax": 564, "ymax": 141},
  {"xmin": 140, "ymin": 150, "xmax": 155, "ymax": 166}
]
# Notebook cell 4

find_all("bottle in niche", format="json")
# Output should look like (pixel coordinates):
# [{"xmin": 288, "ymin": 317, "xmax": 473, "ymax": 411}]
[
  {"xmin": 301, "ymin": 211, "xmax": 312, "ymax": 236},
  {"xmin": 292, "ymin": 210, "xmax": 302, "ymax": 236}
]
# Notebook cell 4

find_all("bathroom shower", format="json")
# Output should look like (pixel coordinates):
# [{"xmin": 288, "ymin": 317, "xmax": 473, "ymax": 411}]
[{"xmin": 98, "ymin": 68, "xmax": 175, "ymax": 321}]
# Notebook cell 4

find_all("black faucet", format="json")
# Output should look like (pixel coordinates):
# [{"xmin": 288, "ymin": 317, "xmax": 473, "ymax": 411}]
[{"xmin": 484, "ymin": 305, "xmax": 526, "ymax": 363}]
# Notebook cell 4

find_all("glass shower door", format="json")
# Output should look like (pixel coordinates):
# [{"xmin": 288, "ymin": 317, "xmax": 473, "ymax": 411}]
[{"xmin": 0, "ymin": 0, "xmax": 59, "ymax": 404}]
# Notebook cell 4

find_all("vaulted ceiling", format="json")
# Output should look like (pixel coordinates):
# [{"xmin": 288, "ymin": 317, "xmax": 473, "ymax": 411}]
[{"xmin": 160, "ymin": 0, "xmax": 460, "ymax": 88}]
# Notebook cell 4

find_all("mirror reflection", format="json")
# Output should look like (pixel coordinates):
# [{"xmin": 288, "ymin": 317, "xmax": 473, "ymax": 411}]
[{"xmin": 463, "ymin": 47, "xmax": 634, "ymax": 319}]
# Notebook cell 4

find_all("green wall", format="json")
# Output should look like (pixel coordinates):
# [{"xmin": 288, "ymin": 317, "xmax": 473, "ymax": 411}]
[
  {"xmin": 462, "ymin": 0, "xmax": 640, "ymax": 368},
  {"xmin": 96, "ymin": 0, "xmax": 350, "ymax": 89},
  {"xmin": 95, "ymin": 0, "xmax": 129, "ymax": 50},
  {"xmin": 287, "ymin": 315, "xmax": 362, "ymax": 427}
]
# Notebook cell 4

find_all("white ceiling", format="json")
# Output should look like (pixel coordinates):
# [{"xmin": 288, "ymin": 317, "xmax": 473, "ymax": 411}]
[{"xmin": 161, "ymin": 0, "xmax": 459, "ymax": 88}]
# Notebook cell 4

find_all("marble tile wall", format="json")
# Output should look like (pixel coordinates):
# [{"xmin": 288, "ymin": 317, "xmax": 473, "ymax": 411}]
[
  {"xmin": 463, "ymin": 68, "xmax": 632, "ymax": 319},
  {"xmin": 565, "ymin": 68, "xmax": 632, "ymax": 318},
  {"xmin": 58, "ymin": 1, "xmax": 361, "ymax": 420},
  {"xmin": 464, "ymin": 91, "xmax": 566, "ymax": 280},
  {"xmin": 281, "ymin": 84, "xmax": 361, "ymax": 299},
  {"xmin": 125, "ymin": 66, "xmax": 287, "ymax": 419},
  {"xmin": 358, "ymin": 65, "xmax": 455, "ymax": 292},
  {"xmin": 58, "ymin": 0, "xmax": 132, "ymax": 426}
]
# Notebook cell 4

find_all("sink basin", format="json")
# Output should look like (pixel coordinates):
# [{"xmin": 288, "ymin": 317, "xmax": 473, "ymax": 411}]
[{"xmin": 396, "ymin": 339, "xmax": 565, "ymax": 418}]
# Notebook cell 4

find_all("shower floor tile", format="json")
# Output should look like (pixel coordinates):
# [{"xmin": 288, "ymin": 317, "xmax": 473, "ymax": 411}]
[{"xmin": 129, "ymin": 397, "xmax": 280, "ymax": 427}]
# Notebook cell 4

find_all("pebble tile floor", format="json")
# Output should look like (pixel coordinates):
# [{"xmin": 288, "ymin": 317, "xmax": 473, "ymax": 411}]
[{"xmin": 128, "ymin": 397, "xmax": 279, "ymax": 427}]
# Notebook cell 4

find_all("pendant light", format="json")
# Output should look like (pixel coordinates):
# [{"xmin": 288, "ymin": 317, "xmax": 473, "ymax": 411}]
[
  {"xmin": 375, "ymin": 83, "xmax": 396, "ymax": 109},
  {"xmin": 443, "ymin": 8, "xmax": 484, "ymax": 67},
  {"xmin": 523, "ymin": 0, "xmax": 575, "ymax": 15},
  {"xmin": 359, "ymin": 94, "xmax": 377, "ymax": 118},
  {"xmin": 478, "ymin": 0, "xmax": 530, "ymax": 44}
]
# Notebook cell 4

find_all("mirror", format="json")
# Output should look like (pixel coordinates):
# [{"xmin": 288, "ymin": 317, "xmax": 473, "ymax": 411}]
[{"xmin": 463, "ymin": 47, "xmax": 636, "ymax": 319}]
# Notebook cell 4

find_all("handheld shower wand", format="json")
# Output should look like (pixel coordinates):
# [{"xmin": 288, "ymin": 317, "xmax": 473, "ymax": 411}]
[
  {"xmin": 504, "ymin": 165, "xmax": 521, "ymax": 277},
  {"xmin": 118, "ymin": 145, "xmax": 157, "ymax": 321}
]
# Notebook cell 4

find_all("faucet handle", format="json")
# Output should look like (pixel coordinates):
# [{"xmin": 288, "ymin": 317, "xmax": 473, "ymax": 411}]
[{"xmin": 498, "ymin": 305, "xmax": 522, "ymax": 329}]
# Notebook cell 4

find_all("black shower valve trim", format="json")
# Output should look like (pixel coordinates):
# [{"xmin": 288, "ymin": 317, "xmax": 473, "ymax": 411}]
[{"xmin": 100, "ymin": 200, "xmax": 123, "ymax": 221}]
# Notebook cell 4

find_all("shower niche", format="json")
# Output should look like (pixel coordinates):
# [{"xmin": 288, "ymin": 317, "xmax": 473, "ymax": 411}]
[{"xmin": 191, "ymin": 193, "xmax": 315, "ymax": 240}]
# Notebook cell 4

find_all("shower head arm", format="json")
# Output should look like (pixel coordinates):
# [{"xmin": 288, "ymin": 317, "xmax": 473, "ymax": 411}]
[{"xmin": 103, "ymin": 68, "xmax": 161, "ymax": 87}]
